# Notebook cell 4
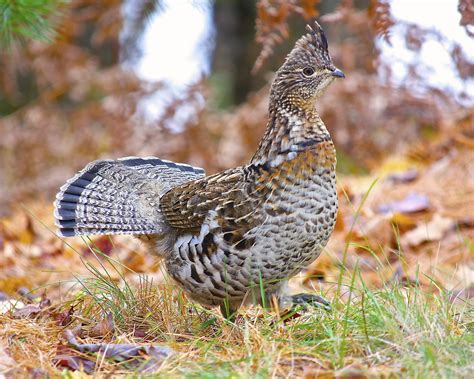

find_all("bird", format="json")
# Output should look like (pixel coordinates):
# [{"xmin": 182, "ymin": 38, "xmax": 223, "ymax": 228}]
[{"xmin": 54, "ymin": 21, "xmax": 344, "ymax": 318}]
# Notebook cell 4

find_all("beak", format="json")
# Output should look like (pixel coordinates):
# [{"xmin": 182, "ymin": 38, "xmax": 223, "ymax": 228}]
[{"xmin": 331, "ymin": 68, "xmax": 345, "ymax": 78}]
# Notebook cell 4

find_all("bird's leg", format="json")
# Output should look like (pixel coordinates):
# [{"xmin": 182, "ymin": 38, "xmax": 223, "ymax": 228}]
[
  {"xmin": 220, "ymin": 300, "xmax": 237, "ymax": 321},
  {"xmin": 280, "ymin": 293, "xmax": 331, "ymax": 312}
]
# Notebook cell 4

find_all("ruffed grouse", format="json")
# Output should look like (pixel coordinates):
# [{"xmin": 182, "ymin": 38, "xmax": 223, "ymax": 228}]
[{"xmin": 54, "ymin": 21, "xmax": 344, "ymax": 317}]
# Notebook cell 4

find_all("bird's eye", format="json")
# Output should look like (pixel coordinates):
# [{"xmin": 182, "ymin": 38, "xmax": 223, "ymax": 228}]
[{"xmin": 302, "ymin": 67, "xmax": 315, "ymax": 77}]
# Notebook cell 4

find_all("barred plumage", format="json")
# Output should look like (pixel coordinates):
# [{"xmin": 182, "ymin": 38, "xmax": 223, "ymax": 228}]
[
  {"xmin": 54, "ymin": 157, "xmax": 205, "ymax": 236},
  {"xmin": 54, "ymin": 21, "xmax": 344, "ymax": 316}
]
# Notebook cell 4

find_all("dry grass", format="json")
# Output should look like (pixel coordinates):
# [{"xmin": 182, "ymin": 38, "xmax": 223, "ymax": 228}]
[
  {"xmin": 0, "ymin": 142, "xmax": 472, "ymax": 378},
  {"xmin": 1, "ymin": 261, "xmax": 472, "ymax": 377}
]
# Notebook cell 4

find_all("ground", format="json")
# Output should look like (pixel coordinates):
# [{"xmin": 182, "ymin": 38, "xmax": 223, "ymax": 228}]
[{"xmin": 0, "ymin": 135, "xmax": 472, "ymax": 378}]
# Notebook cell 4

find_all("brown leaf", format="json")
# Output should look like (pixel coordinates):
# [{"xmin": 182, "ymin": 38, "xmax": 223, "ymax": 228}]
[
  {"xmin": 390, "ymin": 212, "xmax": 417, "ymax": 232},
  {"xmin": 304, "ymin": 253, "xmax": 333, "ymax": 284},
  {"xmin": 89, "ymin": 313, "xmax": 114, "ymax": 337},
  {"xmin": 54, "ymin": 344, "xmax": 95, "ymax": 374},
  {"xmin": 458, "ymin": 0, "xmax": 474, "ymax": 36},
  {"xmin": 83, "ymin": 235, "xmax": 114, "ymax": 256},
  {"xmin": 350, "ymin": 214, "xmax": 395, "ymax": 254},
  {"xmin": 54, "ymin": 306, "xmax": 75, "ymax": 327},
  {"xmin": 368, "ymin": 0, "xmax": 395, "ymax": 44},
  {"xmin": 335, "ymin": 363, "xmax": 368, "ymax": 378},
  {"xmin": 387, "ymin": 168, "xmax": 418, "ymax": 183},
  {"xmin": 13, "ymin": 298, "xmax": 51, "ymax": 319},
  {"xmin": 402, "ymin": 214, "xmax": 454, "ymax": 247},
  {"xmin": 0, "ymin": 344, "xmax": 16, "ymax": 374},
  {"xmin": 378, "ymin": 192, "xmax": 430, "ymax": 214},
  {"xmin": 303, "ymin": 366, "xmax": 335, "ymax": 378},
  {"xmin": 63, "ymin": 329, "xmax": 174, "ymax": 373},
  {"xmin": 18, "ymin": 214, "xmax": 36, "ymax": 245}
]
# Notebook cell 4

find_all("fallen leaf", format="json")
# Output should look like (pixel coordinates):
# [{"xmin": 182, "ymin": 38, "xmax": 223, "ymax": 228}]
[
  {"xmin": 402, "ymin": 214, "xmax": 454, "ymax": 247},
  {"xmin": 54, "ymin": 345, "xmax": 95, "ymax": 374},
  {"xmin": 83, "ymin": 236, "xmax": 113, "ymax": 256},
  {"xmin": 88, "ymin": 313, "xmax": 114, "ymax": 337},
  {"xmin": 387, "ymin": 168, "xmax": 418, "ymax": 183},
  {"xmin": 18, "ymin": 214, "xmax": 36, "ymax": 245},
  {"xmin": 54, "ymin": 306, "xmax": 75, "ymax": 327},
  {"xmin": 303, "ymin": 366, "xmax": 335, "ymax": 379},
  {"xmin": 335, "ymin": 363, "xmax": 368, "ymax": 378},
  {"xmin": 123, "ymin": 251, "xmax": 146, "ymax": 272},
  {"xmin": 63, "ymin": 329, "xmax": 174, "ymax": 373},
  {"xmin": 348, "ymin": 214, "xmax": 395, "ymax": 254},
  {"xmin": 390, "ymin": 212, "xmax": 417, "ymax": 232},
  {"xmin": 13, "ymin": 298, "xmax": 51, "ymax": 318},
  {"xmin": 334, "ymin": 207, "xmax": 346, "ymax": 232},
  {"xmin": 379, "ymin": 192, "xmax": 430, "ymax": 214},
  {"xmin": 304, "ymin": 253, "xmax": 333, "ymax": 284},
  {"xmin": 0, "ymin": 345, "xmax": 16, "ymax": 374}
]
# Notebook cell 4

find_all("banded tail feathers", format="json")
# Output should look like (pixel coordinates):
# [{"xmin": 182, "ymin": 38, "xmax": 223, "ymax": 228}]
[{"xmin": 54, "ymin": 157, "xmax": 205, "ymax": 237}]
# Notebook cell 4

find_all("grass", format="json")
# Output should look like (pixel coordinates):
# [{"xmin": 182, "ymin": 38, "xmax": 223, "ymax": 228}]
[
  {"xmin": 52, "ymin": 237, "xmax": 472, "ymax": 378},
  {"xmin": 2, "ymin": 174, "xmax": 472, "ymax": 377},
  {"xmin": 2, "ymin": 245, "xmax": 472, "ymax": 378}
]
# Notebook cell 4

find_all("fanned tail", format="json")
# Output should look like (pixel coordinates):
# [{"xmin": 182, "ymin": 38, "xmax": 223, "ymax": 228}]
[{"xmin": 54, "ymin": 157, "xmax": 205, "ymax": 237}]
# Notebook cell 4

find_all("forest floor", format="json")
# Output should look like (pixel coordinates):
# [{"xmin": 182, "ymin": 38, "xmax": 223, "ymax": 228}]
[{"xmin": 0, "ymin": 133, "xmax": 473, "ymax": 378}]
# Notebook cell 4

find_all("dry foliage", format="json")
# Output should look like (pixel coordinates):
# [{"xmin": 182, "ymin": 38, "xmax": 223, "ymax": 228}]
[
  {"xmin": 0, "ymin": 0, "xmax": 470, "ymax": 212},
  {"xmin": 458, "ymin": 0, "xmax": 474, "ymax": 36},
  {"xmin": 253, "ymin": 0, "xmax": 321, "ymax": 73},
  {"xmin": 0, "ymin": 129, "xmax": 472, "ymax": 376},
  {"xmin": 0, "ymin": 0, "xmax": 473, "ymax": 377}
]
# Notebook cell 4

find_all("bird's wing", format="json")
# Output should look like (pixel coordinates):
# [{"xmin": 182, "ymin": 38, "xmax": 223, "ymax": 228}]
[{"xmin": 160, "ymin": 164, "xmax": 275, "ymax": 240}]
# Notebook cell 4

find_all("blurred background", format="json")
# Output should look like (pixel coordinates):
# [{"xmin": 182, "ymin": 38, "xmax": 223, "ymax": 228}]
[
  {"xmin": 0, "ymin": 0, "xmax": 472, "ymax": 312},
  {"xmin": 0, "ymin": 4, "xmax": 472, "ymax": 374},
  {"xmin": 0, "ymin": 0, "xmax": 474, "ymax": 378},
  {"xmin": 0, "ymin": 0, "xmax": 472, "ymax": 215}
]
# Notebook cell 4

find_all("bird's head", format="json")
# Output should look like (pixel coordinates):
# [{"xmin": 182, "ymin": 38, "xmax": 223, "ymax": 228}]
[{"xmin": 270, "ymin": 21, "xmax": 344, "ymax": 111}]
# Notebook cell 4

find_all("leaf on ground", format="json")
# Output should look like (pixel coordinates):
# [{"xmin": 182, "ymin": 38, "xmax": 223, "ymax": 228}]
[
  {"xmin": 387, "ymin": 168, "xmax": 419, "ymax": 183},
  {"xmin": 13, "ymin": 298, "xmax": 51, "ymax": 319},
  {"xmin": 348, "ymin": 214, "xmax": 395, "ymax": 253},
  {"xmin": 84, "ymin": 236, "xmax": 114, "ymax": 256},
  {"xmin": 88, "ymin": 313, "xmax": 114, "ymax": 337},
  {"xmin": 54, "ymin": 306, "xmax": 75, "ymax": 327},
  {"xmin": 335, "ymin": 363, "xmax": 368, "ymax": 378},
  {"xmin": 63, "ymin": 329, "xmax": 174, "ymax": 373},
  {"xmin": 18, "ymin": 214, "xmax": 36, "ymax": 245},
  {"xmin": 54, "ymin": 345, "xmax": 96, "ymax": 374},
  {"xmin": 303, "ymin": 366, "xmax": 334, "ymax": 378},
  {"xmin": 0, "ymin": 344, "xmax": 16, "ymax": 374},
  {"xmin": 304, "ymin": 253, "xmax": 333, "ymax": 284},
  {"xmin": 402, "ymin": 214, "xmax": 455, "ymax": 247},
  {"xmin": 390, "ymin": 212, "xmax": 417, "ymax": 232},
  {"xmin": 378, "ymin": 192, "xmax": 430, "ymax": 214}
]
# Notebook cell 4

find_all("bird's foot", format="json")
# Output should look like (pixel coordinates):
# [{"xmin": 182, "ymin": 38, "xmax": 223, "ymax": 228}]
[
  {"xmin": 286, "ymin": 293, "xmax": 331, "ymax": 312},
  {"xmin": 220, "ymin": 303, "xmax": 237, "ymax": 322}
]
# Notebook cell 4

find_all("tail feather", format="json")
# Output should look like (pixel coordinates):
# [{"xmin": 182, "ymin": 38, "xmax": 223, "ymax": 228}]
[{"xmin": 54, "ymin": 156, "xmax": 205, "ymax": 237}]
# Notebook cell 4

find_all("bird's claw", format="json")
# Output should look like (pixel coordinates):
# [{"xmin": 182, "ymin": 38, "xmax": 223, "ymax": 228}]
[{"xmin": 289, "ymin": 293, "xmax": 331, "ymax": 311}]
